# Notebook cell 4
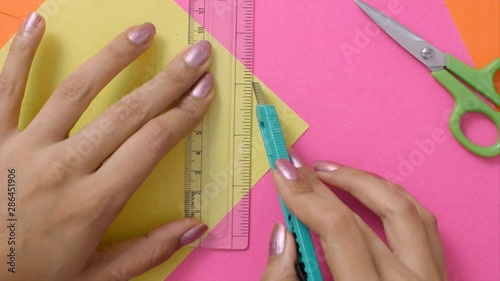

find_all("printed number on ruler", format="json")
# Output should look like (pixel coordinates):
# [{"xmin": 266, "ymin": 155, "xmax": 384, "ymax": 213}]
[{"xmin": 185, "ymin": 0, "xmax": 254, "ymax": 250}]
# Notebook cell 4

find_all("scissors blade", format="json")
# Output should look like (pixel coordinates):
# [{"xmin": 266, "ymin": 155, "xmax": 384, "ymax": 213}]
[{"xmin": 354, "ymin": 0, "xmax": 447, "ymax": 71}]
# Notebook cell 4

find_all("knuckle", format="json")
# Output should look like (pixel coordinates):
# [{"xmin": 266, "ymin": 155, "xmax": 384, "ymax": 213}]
[
  {"xmin": 0, "ymin": 75, "xmax": 18, "ymax": 98},
  {"xmin": 164, "ymin": 62, "xmax": 189, "ymax": 85},
  {"xmin": 78, "ymin": 251, "xmax": 110, "ymax": 281},
  {"xmin": 421, "ymin": 211, "xmax": 438, "ymax": 229},
  {"xmin": 85, "ymin": 250, "xmax": 105, "ymax": 271},
  {"xmin": 114, "ymin": 97, "xmax": 147, "ymax": 126},
  {"xmin": 286, "ymin": 183, "xmax": 313, "ymax": 201},
  {"xmin": 389, "ymin": 182, "xmax": 406, "ymax": 193},
  {"xmin": 382, "ymin": 180, "xmax": 404, "ymax": 196},
  {"xmin": 146, "ymin": 245, "xmax": 169, "ymax": 269},
  {"xmin": 37, "ymin": 161, "xmax": 68, "ymax": 186},
  {"xmin": 58, "ymin": 78, "xmax": 92, "ymax": 104},
  {"xmin": 141, "ymin": 232, "xmax": 175, "ymax": 268},
  {"xmin": 177, "ymin": 97, "xmax": 204, "ymax": 123},
  {"xmin": 29, "ymin": 154, "xmax": 73, "ymax": 191},
  {"xmin": 109, "ymin": 268, "xmax": 132, "ymax": 281},
  {"xmin": 9, "ymin": 35, "xmax": 30, "ymax": 57},
  {"xmin": 344, "ymin": 167, "xmax": 366, "ymax": 178},
  {"xmin": 37, "ymin": 109, "xmax": 58, "ymax": 126},
  {"xmin": 352, "ymin": 213, "xmax": 365, "ymax": 225},
  {"xmin": 143, "ymin": 120, "xmax": 174, "ymax": 153},
  {"xmin": 104, "ymin": 42, "xmax": 128, "ymax": 60},
  {"xmin": 383, "ymin": 195, "xmax": 419, "ymax": 219},
  {"xmin": 322, "ymin": 208, "xmax": 356, "ymax": 235}
]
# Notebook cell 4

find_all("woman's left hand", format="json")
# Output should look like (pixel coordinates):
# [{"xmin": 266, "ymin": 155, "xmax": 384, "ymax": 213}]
[{"xmin": 1, "ymin": 13, "xmax": 214, "ymax": 281}]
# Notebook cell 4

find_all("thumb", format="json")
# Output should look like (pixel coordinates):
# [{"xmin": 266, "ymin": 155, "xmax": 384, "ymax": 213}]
[
  {"xmin": 84, "ymin": 218, "xmax": 207, "ymax": 281},
  {"xmin": 261, "ymin": 223, "xmax": 300, "ymax": 281}
]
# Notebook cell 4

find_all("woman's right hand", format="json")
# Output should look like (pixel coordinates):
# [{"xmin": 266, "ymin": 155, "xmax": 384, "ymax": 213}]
[{"xmin": 261, "ymin": 150, "xmax": 447, "ymax": 281}]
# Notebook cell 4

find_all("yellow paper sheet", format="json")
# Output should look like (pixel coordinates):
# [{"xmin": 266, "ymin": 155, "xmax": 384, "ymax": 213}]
[{"xmin": 0, "ymin": 0, "xmax": 308, "ymax": 280}]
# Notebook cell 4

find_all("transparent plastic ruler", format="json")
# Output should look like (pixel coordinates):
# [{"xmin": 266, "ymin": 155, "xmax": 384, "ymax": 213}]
[{"xmin": 185, "ymin": 0, "xmax": 254, "ymax": 249}]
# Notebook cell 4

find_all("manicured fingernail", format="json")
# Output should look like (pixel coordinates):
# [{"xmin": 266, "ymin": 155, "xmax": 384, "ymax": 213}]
[
  {"xmin": 269, "ymin": 223, "xmax": 286, "ymax": 256},
  {"xmin": 23, "ymin": 12, "xmax": 41, "ymax": 32},
  {"xmin": 180, "ymin": 224, "xmax": 208, "ymax": 246},
  {"xmin": 184, "ymin": 40, "xmax": 212, "ymax": 67},
  {"xmin": 191, "ymin": 73, "xmax": 213, "ymax": 98},
  {"xmin": 275, "ymin": 158, "xmax": 300, "ymax": 180},
  {"xmin": 313, "ymin": 161, "xmax": 343, "ymax": 172},
  {"xmin": 288, "ymin": 148, "xmax": 304, "ymax": 168},
  {"xmin": 127, "ymin": 23, "xmax": 156, "ymax": 45}
]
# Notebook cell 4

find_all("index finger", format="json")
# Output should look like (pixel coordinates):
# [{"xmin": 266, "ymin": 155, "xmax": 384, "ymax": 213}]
[{"xmin": 273, "ymin": 158, "xmax": 378, "ymax": 280}]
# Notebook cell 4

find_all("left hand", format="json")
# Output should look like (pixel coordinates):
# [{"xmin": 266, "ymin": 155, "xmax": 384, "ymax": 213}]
[{"xmin": 1, "ymin": 12, "xmax": 214, "ymax": 281}]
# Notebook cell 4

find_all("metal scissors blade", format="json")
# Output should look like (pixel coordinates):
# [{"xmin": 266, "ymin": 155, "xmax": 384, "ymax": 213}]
[{"xmin": 354, "ymin": 0, "xmax": 447, "ymax": 71}]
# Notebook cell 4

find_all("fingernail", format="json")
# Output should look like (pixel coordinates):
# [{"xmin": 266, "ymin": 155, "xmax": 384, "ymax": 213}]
[
  {"xmin": 184, "ymin": 40, "xmax": 212, "ymax": 67},
  {"xmin": 180, "ymin": 224, "xmax": 208, "ymax": 246},
  {"xmin": 313, "ymin": 161, "xmax": 343, "ymax": 172},
  {"xmin": 275, "ymin": 158, "xmax": 300, "ymax": 180},
  {"xmin": 288, "ymin": 148, "xmax": 305, "ymax": 168},
  {"xmin": 127, "ymin": 23, "xmax": 156, "ymax": 45},
  {"xmin": 23, "ymin": 12, "xmax": 41, "ymax": 32},
  {"xmin": 269, "ymin": 223, "xmax": 286, "ymax": 256},
  {"xmin": 191, "ymin": 73, "xmax": 213, "ymax": 98}
]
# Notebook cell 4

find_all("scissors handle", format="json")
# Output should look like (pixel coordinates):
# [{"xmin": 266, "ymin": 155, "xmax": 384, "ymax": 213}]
[
  {"xmin": 432, "ymin": 55, "xmax": 500, "ymax": 157},
  {"xmin": 446, "ymin": 55, "xmax": 500, "ymax": 106}
]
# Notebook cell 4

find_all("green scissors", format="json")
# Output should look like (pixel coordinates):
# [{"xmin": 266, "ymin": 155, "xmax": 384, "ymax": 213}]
[{"xmin": 355, "ymin": 0, "xmax": 500, "ymax": 157}]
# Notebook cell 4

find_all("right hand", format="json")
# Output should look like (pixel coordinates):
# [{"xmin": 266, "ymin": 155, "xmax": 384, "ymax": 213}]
[{"xmin": 261, "ymin": 150, "xmax": 447, "ymax": 281}]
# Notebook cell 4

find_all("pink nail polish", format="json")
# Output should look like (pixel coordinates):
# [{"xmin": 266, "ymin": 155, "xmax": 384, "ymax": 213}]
[
  {"xmin": 313, "ymin": 161, "xmax": 343, "ymax": 172},
  {"xmin": 288, "ymin": 149, "xmax": 305, "ymax": 168},
  {"xmin": 23, "ymin": 12, "xmax": 41, "ymax": 32},
  {"xmin": 275, "ymin": 158, "xmax": 300, "ymax": 180},
  {"xmin": 127, "ymin": 23, "xmax": 156, "ymax": 45},
  {"xmin": 180, "ymin": 224, "xmax": 208, "ymax": 246},
  {"xmin": 184, "ymin": 40, "xmax": 212, "ymax": 67},
  {"xmin": 191, "ymin": 73, "xmax": 213, "ymax": 98},
  {"xmin": 269, "ymin": 223, "xmax": 286, "ymax": 256}
]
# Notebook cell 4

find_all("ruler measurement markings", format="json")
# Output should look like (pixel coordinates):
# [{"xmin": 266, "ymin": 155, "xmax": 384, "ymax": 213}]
[
  {"xmin": 186, "ymin": 0, "xmax": 253, "ymax": 249},
  {"xmin": 186, "ymin": 0, "xmax": 206, "ymax": 229},
  {"xmin": 231, "ymin": 0, "xmax": 239, "ymax": 248},
  {"xmin": 234, "ymin": 0, "xmax": 254, "ymax": 248}
]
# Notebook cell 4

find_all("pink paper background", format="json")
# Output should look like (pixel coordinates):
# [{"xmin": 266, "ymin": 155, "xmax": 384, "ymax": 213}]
[{"xmin": 169, "ymin": 0, "xmax": 500, "ymax": 280}]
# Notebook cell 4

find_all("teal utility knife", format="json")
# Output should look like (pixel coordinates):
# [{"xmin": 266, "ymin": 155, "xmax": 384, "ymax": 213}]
[{"xmin": 253, "ymin": 83, "xmax": 323, "ymax": 281}]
